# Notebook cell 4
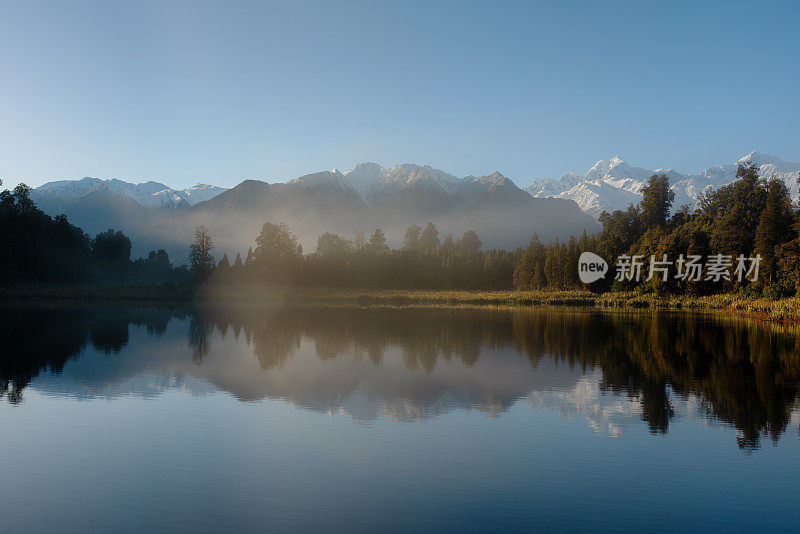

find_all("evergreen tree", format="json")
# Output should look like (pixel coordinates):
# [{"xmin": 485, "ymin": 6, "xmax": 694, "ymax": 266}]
[
  {"xmin": 755, "ymin": 178, "xmax": 796, "ymax": 283},
  {"xmin": 351, "ymin": 231, "xmax": 367, "ymax": 251},
  {"xmin": 316, "ymin": 232, "xmax": 350, "ymax": 256},
  {"xmin": 403, "ymin": 224, "xmax": 422, "ymax": 250},
  {"xmin": 440, "ymin": 234, "xmax": 455, "ymax": 254},
  {"xmin": 544, "ymin": 239, "xmax": 564, "ymax": 288},
  {"xmin": 254, "ymin": 222, "xmax": 302, "ymax": 285},
  {"xmin": 189, "ymin": 225, "xmax": 215, "ymax": 279},
  {"xmin": 419, "ymin": 222, "xmax": 440, "ymax": 252},
  {"xmin": 92, "ymin": 229, "xmax": 132, "ymax": 266},
  {"xmin": 368, "ymin": 229, "xmax": 388, "ymax": 253},
  {"xmin": 711, "ymin": 164, "xmax": 767, "ymax": 255},
  {"xmin": 457, "ymin": 231, "xmax": 482, "ymax": 255},
  {"xmin": 640, "ymin": 174, "xmax": 675, "ymax": 229},
  {"xmin": 513, "ymin": 233, "xmax": 546, "ymax": 289},
  {"xmin": 232, "ymin": 252, "xmax": 243, "ymax": 285},
  {"xmin": 218, "ymin": 253, "xmax": 230, "ymax": 271}
]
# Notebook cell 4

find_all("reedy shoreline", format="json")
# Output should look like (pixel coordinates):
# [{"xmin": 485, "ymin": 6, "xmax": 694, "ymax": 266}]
[{"xmin": 5, "ymin": 284, "xmax": 797, "ymax": 322}]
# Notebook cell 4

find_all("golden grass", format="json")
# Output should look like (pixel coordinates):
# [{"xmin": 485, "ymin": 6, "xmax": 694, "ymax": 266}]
[
  {"xmin": 4, "ymin": 283, "xmax": 800, "ymax": 323},
  {"xmin": 196, "ymin": 286, "xmax": 800, "ymax": 322}
]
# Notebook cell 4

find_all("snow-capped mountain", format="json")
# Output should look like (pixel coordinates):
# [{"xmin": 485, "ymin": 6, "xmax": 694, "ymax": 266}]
[
  {"xmin": 175, "ymin": 183, "xmax": 229, "ymax": 205},
  {"xmin": 31, "ymin": 177, "xmax": 228, "ymax": 214},
  {"xmin": 340, "ymin": 163, "xmax": 464, "ymax": 200},
  {"xmin": 141, "ymin": 163, "xmax": 598, "ymax": 261},
  {"xmin": 28, "ymin": 177, "xmax": 228, "ymax": 238},
  {"xmin": 526, "ymin": 151, "xmax": 800, "ymax": 219}
]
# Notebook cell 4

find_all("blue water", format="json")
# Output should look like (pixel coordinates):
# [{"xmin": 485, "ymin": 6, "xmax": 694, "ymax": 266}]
[{"xmin": 1, "ymin": 306, "xmax": 798, "ymax": 532}]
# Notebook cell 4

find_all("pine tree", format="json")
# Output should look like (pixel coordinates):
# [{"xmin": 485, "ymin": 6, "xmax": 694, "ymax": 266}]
[
  {"xmin": 640, "ymin": 174, "xmax": 675, "ymax": 229},
  {"xmin": 254, "ymin": 222, "xmax": 302, "ymax": 285},
  {"xmin": 189, "ymin": 225, "xmax": 215, "ymax": 279},
  {"xmin": 711, "ymin": 164, "xmax": 767, "ymax": 255},
  {"xmin": 419, "ymin": 222, "xmax": 440, "ymax": 252},
  {"xmin": 218, "ymin": 253, "xmax": 230, "ymax": 271},
  {"xmin": 755, "ymin": 178, "xmax": 795, "ymax": 283},
  {"xmin": 368, "ymin": 229, "xmax": 388, "ymax": 253},
  {"xmin": 513, "ymin": 233, "xmax": 546, "ymax": 289},
  {"xmin": 403, "ymin": 224, "xmax": 422, "ymax": 250}
]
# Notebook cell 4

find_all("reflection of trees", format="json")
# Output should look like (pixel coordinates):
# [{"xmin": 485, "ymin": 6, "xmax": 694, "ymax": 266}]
[
  {"xmin": 188, "ymin": 315, "xmax": 211, "ymax": 364},
  {"xmin": 196, "ymin": 307, "xmax": 800, "ymax": 449},
  {"xmin": 0, "ymin": 306, "xmax": 173, "ymax": 403},
  {"xmin": 2, "ymin": 304, "xmax": 799, "ymax": 451},
  {"xmin": 199, "ymin": 306, "xmax": 301, "ymax": 370},
  {"xmin": 200, "ymin": 307, "xmax": 511, "ymax": 373},
  {"xmin": 88, "ymin": 313, "xmax": 130, "ymax": 354},
  {"xmin": 510, "ymin": 310, "xmax": 800, "ymax": 451}
]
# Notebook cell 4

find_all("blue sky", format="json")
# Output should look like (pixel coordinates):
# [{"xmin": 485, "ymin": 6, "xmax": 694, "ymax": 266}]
[{"xmin": 1, "ymin": 0, "xmax": 798, "ymax": 190}]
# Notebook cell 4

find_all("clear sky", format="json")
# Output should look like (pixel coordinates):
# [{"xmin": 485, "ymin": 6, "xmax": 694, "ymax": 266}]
[{"xmin": 1, "ymin": 0, "xmax": 798, "ymax": 190}]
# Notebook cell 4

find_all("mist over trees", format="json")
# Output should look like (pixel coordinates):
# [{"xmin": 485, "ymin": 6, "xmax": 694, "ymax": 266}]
[
  {"xmin": 186, "ymin": 164, "xmax": 800, "ymax": 295},
  {"xmin": 204, "ymin": 220, "xmax": 514, "ymax": 290},
  {"xmin": 5, "ymin": 163, "xmax": 800, "ymax": 296},
  {"xmin": 0, "ymin": 181, "xmax": 189, "ymax": 285}
]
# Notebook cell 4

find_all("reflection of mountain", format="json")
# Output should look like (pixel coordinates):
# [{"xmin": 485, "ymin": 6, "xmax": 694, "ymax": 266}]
[{"xmin": 3, "ymin": 306, "xmax": 799, "ymax": 450}]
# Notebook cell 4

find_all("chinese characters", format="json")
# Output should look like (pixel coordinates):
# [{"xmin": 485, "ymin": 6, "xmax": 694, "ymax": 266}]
[{"xmin": 614, "ymin": 254, "xmax": 760, "ymax": 282}]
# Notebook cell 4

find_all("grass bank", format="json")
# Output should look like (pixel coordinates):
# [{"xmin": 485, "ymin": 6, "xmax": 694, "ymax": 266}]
[
  {"xmin": 196, "ymin": 286, "xmax": 800, "ymax": 323},
  {"xmin": 4, "ymin": 284, "xmax": 800, "ymax": 323}
]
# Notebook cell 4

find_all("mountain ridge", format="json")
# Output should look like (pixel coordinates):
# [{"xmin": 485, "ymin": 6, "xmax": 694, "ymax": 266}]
[
  {"xmin": 525, "ymin": 151, "xmax": 800, "ymax": 219},
  {"xmin": 139, "ymin": 165, "xmax": 598, "ymax": 262},
  {"xmin": 23, "ymin": 151, "xmax": 798, "ymax": 262}
]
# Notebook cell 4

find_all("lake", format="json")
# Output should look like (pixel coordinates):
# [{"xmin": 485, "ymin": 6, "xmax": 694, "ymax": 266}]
[{"xmin": 1, "ymin": 305, "xmax": 799, "ymax": 532}]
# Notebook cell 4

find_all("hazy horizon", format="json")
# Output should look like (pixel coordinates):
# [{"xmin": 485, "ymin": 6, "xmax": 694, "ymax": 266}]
[{"xmin": 7, "ymin": 149, "xmax": 800, "ymax": 193}]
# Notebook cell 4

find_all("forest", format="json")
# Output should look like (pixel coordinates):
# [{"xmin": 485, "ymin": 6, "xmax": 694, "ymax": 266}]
[
  {"xmin": 191, "ymin": 164, "xmax": 800, "ymax": 296},
  {"xmin": 3, "ymin": 163, "xmax": 800, "ymax": 297}
]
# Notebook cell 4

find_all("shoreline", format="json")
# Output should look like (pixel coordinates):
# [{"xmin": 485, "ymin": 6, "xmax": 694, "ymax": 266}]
[{"xmin": 3, "ymin": 284, "xmax": 799, "ymax": 323}]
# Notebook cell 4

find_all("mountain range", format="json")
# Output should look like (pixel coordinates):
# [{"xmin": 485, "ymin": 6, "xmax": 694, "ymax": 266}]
[
  {"xmin": 525, "ymin": 151, "xmax": 800, "ymax": 219},
  {"xmin": 25, "ymin": 151, "xmax": 798, "ymax": 262},
  {"xmin": 30, "ymin": 178, "xmax": 226, "ymax": 237},
  {"xmin": 139, "ymin": 164, "xmax": 597, "ymax": 261}
]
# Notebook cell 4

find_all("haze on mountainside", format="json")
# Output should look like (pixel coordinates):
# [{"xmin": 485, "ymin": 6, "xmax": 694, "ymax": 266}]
[
  {"xmin": 138, "ymin": 163, "xmax": 597, "ymax": 262},
  {"xmin": 26, "ymin": 151, "xmax": 800, "ymax": 263},
  {"xmin": 30, "ymin": 180, "xmax": 226, "ymax": 237}
]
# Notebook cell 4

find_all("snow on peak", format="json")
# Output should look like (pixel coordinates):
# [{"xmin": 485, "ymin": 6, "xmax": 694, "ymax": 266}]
[
  {"xmin": 341, "ymin": 162, "xmax": 464, "ymax": 200},
  {"xmin": 342, "ymin": 162, "xmax": 385, "ymax": 199},
  {"xmin": 473, "ymin": 171, "xmax": 510, "ymax": 186},
  {"xmin": 33, "ymin": 177, "xmax": 228, "ymax": 210},
  {"xmin": 176, "ymin": 184, "xmax": 228, "ymax": 205},
  {"xmin": 525, "ymin": 151, "xmax": 800, "ymax": 220}
]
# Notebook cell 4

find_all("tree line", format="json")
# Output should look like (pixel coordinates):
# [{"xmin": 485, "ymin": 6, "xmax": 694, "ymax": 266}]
[
  {"xmin": 191, "ymin": 222, "xmax": 516, "ymax": 289},
  {"xmin": 513, "ymin": 164, "xmax": 800, "ymax": 296},
  {"xmin": 191, "ymin": 164, "xmax": 800, "ymax": 296},
  {"xmin": 5, "ymin": 305, "xmax": 798, "ymax": 450},
  {"xmin": 5, "ymin": 163, "xmax": 800, "ymax": 296},
  {"xmin": 0, "ymin": 182, "xmax": 188, "ymax": 285}
]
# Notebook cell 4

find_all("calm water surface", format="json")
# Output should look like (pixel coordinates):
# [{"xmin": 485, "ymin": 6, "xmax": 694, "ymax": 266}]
[{"xmin": 1, "ymin": 306, "xmax": 799, "ymax": 532}]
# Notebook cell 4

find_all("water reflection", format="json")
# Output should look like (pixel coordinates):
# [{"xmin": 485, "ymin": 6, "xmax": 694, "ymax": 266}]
[{"xmin": 1, "ymin": 305, "xmax": 799, "ymax": 451}]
